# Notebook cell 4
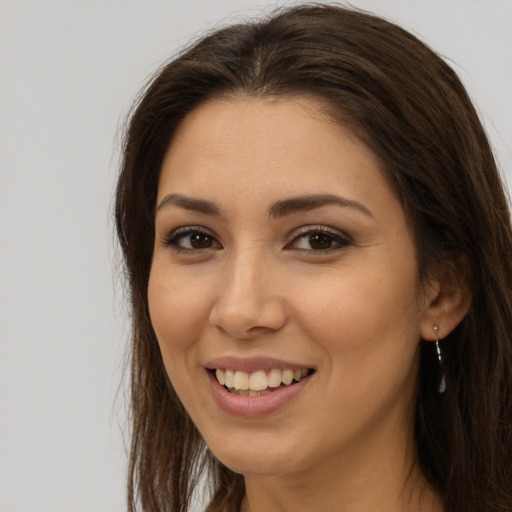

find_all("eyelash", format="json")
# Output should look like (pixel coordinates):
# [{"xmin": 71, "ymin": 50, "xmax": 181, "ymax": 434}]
[
  {"xmin": 162, "ymin": 225, "xmax": 351, "ymax": 253},
  {"xmin": 286, "ymin": 225, "xmax": 351, "ymax": 253},
  {"xmin": 162, "ymin": 226, "xmax": 221, "ymax": 252}
]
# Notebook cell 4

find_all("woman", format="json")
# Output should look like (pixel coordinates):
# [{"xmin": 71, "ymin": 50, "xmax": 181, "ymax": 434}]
[{"xmin": 115, "ymin": 4, "xmax": 512, "ymax": 512}]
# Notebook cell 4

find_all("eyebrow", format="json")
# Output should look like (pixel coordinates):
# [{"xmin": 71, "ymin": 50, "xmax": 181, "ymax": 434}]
[
  {"xmin": 268, "ymin": 194, "xmax": 373, "ymax": 218},
  {"xmin": 156, "ymin": 194, "xmax": 222, "ymax": 216},
  {"xmin": 156, "ymin": 193, "xmax": 372, "ymax": 218}
]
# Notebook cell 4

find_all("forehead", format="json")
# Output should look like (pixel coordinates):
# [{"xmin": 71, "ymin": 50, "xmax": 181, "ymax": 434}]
[{"xmin": 158, "ymin": 96, "xmax": 389, "ymax": 205}]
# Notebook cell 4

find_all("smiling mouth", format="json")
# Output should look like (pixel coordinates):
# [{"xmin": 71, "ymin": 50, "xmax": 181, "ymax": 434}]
[{"xmin": 212, "ymin": 368, "xmax": 314, "ymax": 396}]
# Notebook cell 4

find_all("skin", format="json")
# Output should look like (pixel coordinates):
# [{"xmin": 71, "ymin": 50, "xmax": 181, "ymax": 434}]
[{"xmin": 148, "ymin": 96, "xmax": 466, "ymax": 511}]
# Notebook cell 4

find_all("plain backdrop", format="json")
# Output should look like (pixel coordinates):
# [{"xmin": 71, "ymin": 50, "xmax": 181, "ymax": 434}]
[{"xmin": 0, "ymin": 1, "xmax": 511, "ymax": 511}]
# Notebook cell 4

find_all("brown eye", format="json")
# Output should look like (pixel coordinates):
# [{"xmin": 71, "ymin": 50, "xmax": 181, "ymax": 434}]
[
  {"xmin": 190, "ymin": 232, "xmax": 213, "ymax": 249},
  {"xmin": 308, "ymin": 233, "xmax": 335, "ymax": 250},
  {"xmin": 289, "ymin": 227, "xmax": 350, "ymax": 252},
  {"xmin": 164, "ymin": 227, "xmax": 221, "ymax": 251}
]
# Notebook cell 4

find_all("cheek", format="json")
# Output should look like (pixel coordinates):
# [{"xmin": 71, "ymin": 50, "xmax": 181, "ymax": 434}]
[
  {"xmin": 147, "ymin": 268, "xmax": 215, "ymax": 422},
  {"xmin": 289, "ymin": 266, "xmax": 423, "ymax": 438},
  {"xmin": 147, "ymin": 267, "xmax": 210, "ymax": 365},
  {"xmin": 292, "ymin": 258, "xmax": 422, "ymax": 371}
]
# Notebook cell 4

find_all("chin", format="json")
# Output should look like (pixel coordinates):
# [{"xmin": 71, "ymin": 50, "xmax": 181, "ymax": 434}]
[
  {"xmin": 216, "ymin": 453, "xmax": 294, "ymax": 478},
  {"xmin": 206, "ymin": 431, "xmax": 303, "ymax": 477}
]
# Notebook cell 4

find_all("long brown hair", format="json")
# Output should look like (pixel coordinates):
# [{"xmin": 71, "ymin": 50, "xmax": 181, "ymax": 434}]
[{"xmin": 115, "ymin": 4, "xmax": 512, "ymax": 511}]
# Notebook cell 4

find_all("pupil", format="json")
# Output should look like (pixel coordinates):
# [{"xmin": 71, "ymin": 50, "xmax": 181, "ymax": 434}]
[
  {"xmin": 190, "ymin": 233, "xmax": 212, "ymax": 249},
  {"xmin": 309, "ymin": 233, "xmax": 332, "ymax": 250}
]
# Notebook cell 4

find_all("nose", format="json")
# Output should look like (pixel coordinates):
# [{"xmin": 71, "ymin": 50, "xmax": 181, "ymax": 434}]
[{"xmin": 208, "ymin": 252, "xmax": 287, "ymax": 340}]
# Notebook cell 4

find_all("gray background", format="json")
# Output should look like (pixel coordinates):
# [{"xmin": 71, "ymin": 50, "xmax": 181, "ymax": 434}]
[{"xmin": 1, "ymin": 1, "xmax": 511, "ymax": 511}]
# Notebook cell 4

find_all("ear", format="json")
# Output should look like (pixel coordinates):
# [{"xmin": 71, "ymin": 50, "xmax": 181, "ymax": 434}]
[{"xmin": 419, "ymin": 259, "xmax": 472, "ymax": 341}]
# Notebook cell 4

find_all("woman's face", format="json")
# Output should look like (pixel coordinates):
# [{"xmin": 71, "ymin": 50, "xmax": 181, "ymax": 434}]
[{"xmin": 149, "ymin": 96, "xmax": 435, "ymax": 478}]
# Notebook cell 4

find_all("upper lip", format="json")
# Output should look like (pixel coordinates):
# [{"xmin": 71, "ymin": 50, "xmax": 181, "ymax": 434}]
[{"xmin": 205, "ymin": 356, "xmax": 315, "ymax": 373}]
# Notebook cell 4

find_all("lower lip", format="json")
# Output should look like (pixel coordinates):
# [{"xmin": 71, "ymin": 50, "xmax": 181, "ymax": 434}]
[{"xmin": 206, "ymin": 370, "xmax": 313, "ymax": 419}]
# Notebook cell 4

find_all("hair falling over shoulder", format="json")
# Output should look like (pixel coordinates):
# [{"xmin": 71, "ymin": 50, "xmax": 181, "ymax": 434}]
[{"xmin": 115, "ymin": 4, "xmax": 512, "ymax": 511}]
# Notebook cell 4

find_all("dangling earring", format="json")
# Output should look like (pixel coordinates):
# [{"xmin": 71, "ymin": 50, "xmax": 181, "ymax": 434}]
[{"xmin": 434, "ymin": 325, "xmax": 446, "ymax": 394}]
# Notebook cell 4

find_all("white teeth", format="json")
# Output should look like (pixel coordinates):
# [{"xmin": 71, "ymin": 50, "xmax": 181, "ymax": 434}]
[
  {"xmin": 281, "ymin": 369, "xmax": 294, "ymax": 385},
  {"xmin": 215, "ymin": 369, "xmax": 225, "ymax": 386},
  {"xmin": 214, "ymin": 367, "xmax": 311, "ymax": 392},
  {"xmin": 249, "ymin": 370, "xmax": 268, "ymax": 391},
  {"xmin": 224, "ymin": 369, "xmax": 235, "ymax": 388},
  {"xmin": 268, "ymin": 368, "xmax": 282, "ymax": 388},
  {"xmin": 234, "ymin": 371, "xmax": 249, "ymax": 390}
]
